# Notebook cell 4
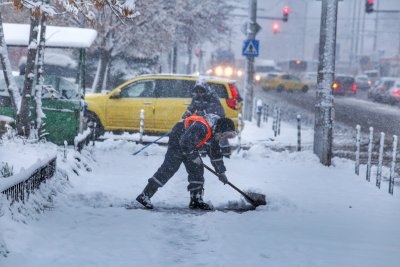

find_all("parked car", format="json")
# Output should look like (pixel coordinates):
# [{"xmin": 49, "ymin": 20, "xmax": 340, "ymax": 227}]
[
  {"xmin": 84, "ymin": 74, "xmax": 243, "ymax": 136},
  {"xmin": 355, "ymin": 74, "xmax": 371, "ymax": 90},
  {"xmin": 259, "ymin": 73, "xmax": 309, "ymax": 93},
  {"xmin": 303, "ymin": 72, "xmax": 318, "ymax": 89},
  {"xmin": 367, "ymin": 77, "xmax": 398, "ymax": 103},
  {"xmin": 332, "ymin": 75, "xmax": 356, "ymax": 95}
]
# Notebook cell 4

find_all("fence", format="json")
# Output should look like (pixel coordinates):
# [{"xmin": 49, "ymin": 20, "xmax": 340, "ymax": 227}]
[
  {"xmin": 354, "ymin": 124, "xmax": 398, "ymax": 195},
  {"xmin": 0, "ymin": 156, "xmax": 57, "ymax": 203}
]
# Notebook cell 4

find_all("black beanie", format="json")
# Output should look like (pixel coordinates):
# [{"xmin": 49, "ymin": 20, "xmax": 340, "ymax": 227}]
[{"xmin": 215, "ymin": 118, "xmax": 235, "ymax": 133}]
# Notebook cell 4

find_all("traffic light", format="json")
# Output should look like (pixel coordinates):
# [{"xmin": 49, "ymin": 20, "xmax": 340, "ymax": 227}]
[
  {"xmin": 283, "ymin": 6, "xmax": 289, "ymax": 22},
  {"xmin": 365, "ymin": 0, "xmax": 374, "ymax": 13},
  {"xmin": 272, "ymin": 23, "xmax": 280, "ymax": 34}
]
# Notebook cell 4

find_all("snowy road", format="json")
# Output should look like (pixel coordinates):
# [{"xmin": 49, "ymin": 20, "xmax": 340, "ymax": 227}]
[
  {"xmin": 1, "ymin": 121, "xmax": 400, "ymax": 266},
  {"xmin": 255, "ymin": 87, "xmax": 400, "ymax": 138}
]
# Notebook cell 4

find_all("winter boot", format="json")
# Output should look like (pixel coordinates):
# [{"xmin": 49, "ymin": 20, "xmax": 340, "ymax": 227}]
[
  {"xmin": 136, "ymin": 182, "xmax": 158, "ymax": 209},
  {"xmin": 189, "ymin": 189, "xmax": 213, "ymax": 210}
]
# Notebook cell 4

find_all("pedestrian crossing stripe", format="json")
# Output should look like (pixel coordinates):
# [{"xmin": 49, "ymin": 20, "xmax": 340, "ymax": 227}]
[{"xmin": 242, "ymin": 39, "xmax": 259, "ymax": 57}]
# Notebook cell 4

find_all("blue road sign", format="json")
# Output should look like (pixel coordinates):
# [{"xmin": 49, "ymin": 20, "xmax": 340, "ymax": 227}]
[{"xmin": 242, "ymin": 39, "xmax": 259, "ymax": 57}]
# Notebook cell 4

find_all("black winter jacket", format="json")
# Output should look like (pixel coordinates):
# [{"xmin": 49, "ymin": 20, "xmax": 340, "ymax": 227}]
[{"xmin": 168, "ymin": 120, "xmax": 226, "ymax": 174}]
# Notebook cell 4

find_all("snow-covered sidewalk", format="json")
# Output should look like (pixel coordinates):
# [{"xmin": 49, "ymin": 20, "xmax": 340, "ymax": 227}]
[{"xmin": 1, "ymin": 120, "xmax": 400, "ymax": 267}]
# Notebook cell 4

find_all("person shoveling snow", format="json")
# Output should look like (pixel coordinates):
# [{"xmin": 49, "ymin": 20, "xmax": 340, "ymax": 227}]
[{"xmin": 136, "ymin": 114, "xmax": 261, "ymax": 210}]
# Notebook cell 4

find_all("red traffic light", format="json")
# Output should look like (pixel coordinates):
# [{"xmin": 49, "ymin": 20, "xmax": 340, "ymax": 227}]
[
  {"xmin": 365, "ymin": 0, "xmax": 374, "ymax": 13},
  {"xmin": 283, "ymin": 6, "xmax": 289, "ymax": 15},
  {"xmin": 283, "ymin": 6, "xmax": 289, "ymax": 22}
]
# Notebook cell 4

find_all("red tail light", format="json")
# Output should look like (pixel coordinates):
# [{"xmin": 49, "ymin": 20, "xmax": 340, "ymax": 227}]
[
  {"xmin": 228, "ymin": 83, "xmax": 238, "ymax": 99},
  {"xmin": 226, "ymin": 99, "xmax": 238, "ymax": 110},
  {"xmin": 226, "ymin": 83, "xmax": 239, "ymax": 110},
  {"xmin": 352, "ymin": 83, "xmax": 357, "ymax": 92},
  {"xmin": 393, "ymin": 88, "xmax": 400, "ymax": 96}
]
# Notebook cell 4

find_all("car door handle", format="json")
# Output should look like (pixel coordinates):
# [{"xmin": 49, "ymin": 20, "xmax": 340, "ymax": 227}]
[
  {"xmin": 143, "ymin": 102, "xmax": 152, "ymax": 105},
  {"xmin": 184, "ymin": 102, "xmax": 191, "ymax": 105}
]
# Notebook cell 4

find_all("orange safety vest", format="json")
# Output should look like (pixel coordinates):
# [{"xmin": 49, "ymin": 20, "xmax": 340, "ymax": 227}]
[{"xmin": 184, "ymin": 115, "xmax": 212, "ymax": 148}]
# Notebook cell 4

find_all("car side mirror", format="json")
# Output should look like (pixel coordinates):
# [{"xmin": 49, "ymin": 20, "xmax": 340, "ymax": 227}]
[{"xmin": 110, "ymin": 91, "xmax": 121, "ymax": 99}]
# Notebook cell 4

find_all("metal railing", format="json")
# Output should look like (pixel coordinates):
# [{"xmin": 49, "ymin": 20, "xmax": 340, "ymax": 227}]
[{"xmin": 1, "ymin": 157, "xmax": 56, "ymax": 203}]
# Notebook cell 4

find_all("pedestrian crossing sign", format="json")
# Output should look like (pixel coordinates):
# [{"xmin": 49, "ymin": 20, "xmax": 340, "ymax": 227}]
[{"xmin": 242, "ymin": 39, "xmax": 259, "ymax": 57}]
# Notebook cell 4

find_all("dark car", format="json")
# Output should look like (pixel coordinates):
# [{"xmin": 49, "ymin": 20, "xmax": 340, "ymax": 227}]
[
  {"xmin": 332, "ymin": 75, "xmax": 356, "ymax": 95},
  {"xmin": 367, "ymin": 77, "xmax": 397, "ymax": 103},
  {"xmin": 355, "ymin": 75, "xmax": 371, "ymax": 90}
]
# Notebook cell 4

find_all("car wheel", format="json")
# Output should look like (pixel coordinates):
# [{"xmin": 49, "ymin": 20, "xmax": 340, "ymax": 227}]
[
  {"xmin": 277, "ymin": 85, "xmax": 285, "ymax": 92},
  {"xmin": 85, "ymin": 112, "xmax": 105, "ymax": 139},
  {"xmin": 302, "ymin": 86, "xmax": 309, "ymax": 93}
]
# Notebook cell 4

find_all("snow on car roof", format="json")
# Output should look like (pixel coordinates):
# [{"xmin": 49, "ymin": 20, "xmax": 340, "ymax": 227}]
[
  {"xmin": 137, "ymin": 74, "xmax": 237, "ymax": 83},
  {"xmin": 3, "ymin": 23, "xmax": 97, "ymax": 48}
]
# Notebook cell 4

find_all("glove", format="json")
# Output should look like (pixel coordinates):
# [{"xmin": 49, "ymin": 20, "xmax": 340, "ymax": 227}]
[
  {"xmin": 188, "ymin": 152, "xmax": 202, "ymax": 165},
  {"xmin": 192, "ymin": 156, "xmax": 202, "ymax": 165},
  {"xmin": 218, "ymin": 173, "xmax": 229, "ymax": 184}
]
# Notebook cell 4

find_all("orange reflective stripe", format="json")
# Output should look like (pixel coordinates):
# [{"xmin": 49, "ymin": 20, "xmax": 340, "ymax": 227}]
[{"xmin": 184, "ymin": 115, "xmax": 212, "ymax": 148}]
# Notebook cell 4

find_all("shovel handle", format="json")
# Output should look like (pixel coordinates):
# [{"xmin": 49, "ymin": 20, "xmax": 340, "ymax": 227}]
[{"xmin": 202, "ymin": 163, "xmax": 257, "ymax": 206}]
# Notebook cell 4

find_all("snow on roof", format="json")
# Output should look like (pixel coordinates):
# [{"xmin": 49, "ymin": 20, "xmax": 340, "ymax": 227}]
[
  {"xmin": 3, "ymin": 23, "xmax": 97, "ymax": 48},
  {"xmin": 255, "ymin": 59, "xmax": 277, "ymax": 67}
]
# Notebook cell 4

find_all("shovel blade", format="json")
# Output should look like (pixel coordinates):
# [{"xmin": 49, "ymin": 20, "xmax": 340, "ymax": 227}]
[{"xmin": 245, "ymin": 192, "xmax": 267, "ymax": 207}]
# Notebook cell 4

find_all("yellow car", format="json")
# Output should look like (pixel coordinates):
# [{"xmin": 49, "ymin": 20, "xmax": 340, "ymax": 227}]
[
  {"xmin": 84, "ymin": 74, "xmax": 243, "ymax": 136},
  {"xmin": 260, "ymin": 73, "xmax": 309, "ymax": 93}
]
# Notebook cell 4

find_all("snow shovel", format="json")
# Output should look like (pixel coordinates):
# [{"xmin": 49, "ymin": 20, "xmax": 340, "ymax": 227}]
[
  {"xmin": 203, "ymin": 163, "xmax": 267, "ymax": 208},
  {"xmin": 132, "ymin": 131, "xmax": 170, "ymax": 155}
]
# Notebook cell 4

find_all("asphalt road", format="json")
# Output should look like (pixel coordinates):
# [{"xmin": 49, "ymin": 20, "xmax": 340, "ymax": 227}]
[{"xmin": 254, "ymin": 87, "xmax": 400, "ymax": 140}]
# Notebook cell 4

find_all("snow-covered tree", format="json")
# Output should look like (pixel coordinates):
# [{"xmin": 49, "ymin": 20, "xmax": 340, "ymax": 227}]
[
  {"xmin": 0, "ymin": 0, "xmax": 139, "ymax": 136},
  {"xmin": 172, "ymin": 0, "xmax": 233, "ymax": 74}
]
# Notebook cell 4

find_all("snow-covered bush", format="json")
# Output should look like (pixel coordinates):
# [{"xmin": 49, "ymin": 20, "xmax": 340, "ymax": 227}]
[{"xmin": 0, "ymin": 162, "xmax": 13, "ymax": 178}]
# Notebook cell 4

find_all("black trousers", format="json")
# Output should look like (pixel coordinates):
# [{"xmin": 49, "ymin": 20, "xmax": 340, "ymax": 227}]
[{"xmin": 149, "ymin": 147, "xmax": 204, "ymax": 192}]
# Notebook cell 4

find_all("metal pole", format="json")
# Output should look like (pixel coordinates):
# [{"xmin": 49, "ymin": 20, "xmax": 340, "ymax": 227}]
[
  {"xmin": 389, "ymin": 135, "xmax": 397, "ymax": 195},
  {"xmin": 355, "ymin": 124, "xmax": 361, "ymax": 175},
  {"xmin": 243, "ymin": 0, "xmax": 257, "ymax": 121},
  {"xmin": 372, "ymin": 0, "xmax": 380, "ymax": 53},
  {"xmin": 349, "ymin": 0, "xmax": 357, "ymax": 71},
  {"xmin": 354, "ymin": 0, "xmax": 363, "ymax": 73},
  {"xmin": 376, "ymin": 132, "xmax": 385, "ymax": 189},
  {"xmin": 360, "ymin": 1, "xmax": 366, "ymax": 57},
  {"xmin": 139, "ymin": 109, "xmax": 144, "ymax": 144},
  {"xmin": 366, "ymin": 127, "xmax": 374, "ymax": 182},
  {"xmin": 313, "ymin": 0, "xmax": 339, "ymax": 166},
  {"xmin": 277, "ymin": 108, "xmax": 281, "ymax": 135},
  {"xmin": 297, "ymin": 115, "xmax": 301, "ymax": 152}
]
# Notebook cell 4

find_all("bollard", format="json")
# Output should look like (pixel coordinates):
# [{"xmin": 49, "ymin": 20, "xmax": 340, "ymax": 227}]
[
  {"xmin": 237, "ymin": 113, "xmax": 242, "ymax": 151},
  {"xmin": 256, "ymin": 99, "xmax": 263, "ymax": 127},
  {"xmin": 263, "ymin": 104, "xmax": 268, "ymax": 123},
  {"xmin": 297, "ymin": 115, "xmax": 301, "ymax": 151},
  {"xmin": 272, "ymin": 107, "xmax": 277, "ymax": 137},
  {"xmin": 389, "ymin": 135, "xmax": 397, "ymax": 195},
  {"xmin": 139, "ymin": 109, "xmax": 144, "ymax": 144},
  {"xmin": 63, "ymin": 140, "xmax": 68, "ymax": 162},
  {"xmin": 277, "ymin": 108, "xmax": 281, "ymax": 136},
  {"xmin": 366, "ymin": 127, "xmax": 374, "ymax": 182},
  {"xmin": 355, "ymin": 125, "xmax": 361, "ymax": 175},
  {"xmin": 376, "ymin": 132, "xmax": 385, "ymax": 189},
  {"xmin": 92, "ymin": 123, "xmax": 97, "ymax": 146}
]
